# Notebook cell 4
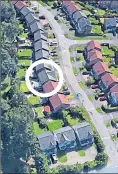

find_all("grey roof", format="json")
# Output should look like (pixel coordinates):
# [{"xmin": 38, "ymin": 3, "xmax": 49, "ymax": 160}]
[
  {"xmin": 53, "ymin": 126, "xmax": 76, "ymax": 144},
  {"xmin": 73, "ymin": 10, "xmax": 86, "ymax": 23},
  {"xmin": 34, "ymin": 40, "xmax": 49, "ymax": 52},
  {"xmin": 34, "ymin": 30, "xmax": 48, "ymax": 42},
  {"xmin": 73, "ymin": 122, "xmax": 93, "ymax": 141},
  {"xmin": 37, "ymin": 69, "xmax": 57, "ymax": 85},
  {"xmin": 20, "ymin": 6, "xmax": 34, "ymax": 17},
  {"xmin": 35, "ymin": 64, "xmax": 52, "ymax": 73},
  {"xmin": 104, "ymin": 18, "xmax": 116, "ymax": 28},
  {"xmin": 25, "ymin": 13, "xmax": 39, "ymax": 24},
  {"xmin": 35, "ymin": 49, "xmax": 50, "ymax": 60},
  {"xmin": 30, "ymin": 21, "xmax": 44, "ymax": 33},
  {"xmin": 37, "ymin": 131, "xmax": 56, "ymax": 151}
]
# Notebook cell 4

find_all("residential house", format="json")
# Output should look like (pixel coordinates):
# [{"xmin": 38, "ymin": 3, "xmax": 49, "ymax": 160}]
[
  {"xmin": 99, "ymin": 0, "xmax": 118, "ymax": 10},
  {"xmin": 107, "ymin": 84, "xmax": 118, "ymax": 106},
  {"xmin": 30, "ymin": 21, "xmax": 46, "ymax": 34},
  {"xmin": 104, "ymin": 18, "xmax": 116, "ymax": 31},
  {"xmin": 73, "ymin": 122, "xmax": 94, "ymax": 147},
  {"xmin": 25, "ymin": 13, "xmax": 39, "ymax": 26},
  {"xmin": 99, "ymin": 73, "xmax": 118, "ymax": 91},
  {"xmin": 86, "ymin": 49, "xmax": 103, "ymax": 67},
  {"xmin": 37, "ymin": 69, "xmax": 57, "ymax": 85},
  {"xmin": 35, "ymin": 64, "xmax": 52, "ymax": 73},
  {"xmin": 43, "ymin": 81, "xmax": 62, "ymax": 93},
  {"xmin": 86, "ymin": 40, "xmax": 101, "ymax": 53},
  {"xmin": 62, "ymin": 0, "xmax": 74, "ymax": 13},
  {"xmin": 34, "ymin": 49, "xmax": 50, "ymax": 61},
  {"xmin": 49, "ymin": 93, "xmax": 70, "ymax": 113},
  {"xmin": 34, "ymin": 40, "xmax": 49, "ymax": 52},
  {"xmin": 37, "ymin": 131, "xmax": 57, "ymax": 155},
  {"xmin": 66, "ymin": 4, "xmax": 80, "ymax": 20},
  {"xmin": 53, "ymin": 126, "xmax": 76, "ymax": 150},
  {"xmin": 115, "ymin": 51, "xmax": 118, "ymax": 65},
  {"xmin": 11, "ymin": 1, "xmax": 18, "ymax": 5},
  {"xmin": 92, "ymin": 61, "xmax": 110, "ymax": 80},
  {"xmin": 20, "ymin": 6, "xmax": 34, "ymax": 17},
  {"xmin": 14, "ymin": 1, "xmax": 27, "ymax": 11},
  {"xmin": 34, "ymin": 30, "xmax": 48, "ymax": 42}
]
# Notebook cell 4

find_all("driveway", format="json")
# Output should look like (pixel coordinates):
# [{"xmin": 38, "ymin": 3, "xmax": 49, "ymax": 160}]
[{"xmin": 31, "ymin": 1, "xmax": 118, "ymax": 167}]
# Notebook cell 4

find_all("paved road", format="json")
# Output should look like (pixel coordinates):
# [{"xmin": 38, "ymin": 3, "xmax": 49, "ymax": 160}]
[{"xmin": 32, "ymin": 1, "xmax": 118, "ymax": 167}]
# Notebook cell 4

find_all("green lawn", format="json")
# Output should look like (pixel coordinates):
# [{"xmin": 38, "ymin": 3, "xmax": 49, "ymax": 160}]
[
  {"xmin": 49, "ymin": 46, "xmax": 56, "ymax": 51},
  {"xmin": 88, "ymin": 95, "xmax": 94, "ymax": 101},
  {"xmin": 33, "ymin": 122, "xmax": 45, "ymax": 135},
  {"xmin": 92, "ymin": 25, "xmax": 103, "ymax": 35},
  {"xmin": 51, "ymin": 55, "xmax": 58, "ymax": 61},
  {"xmin": 83, "ymin": 10, "xmax": 92, "ymax": 16},
  {"xmin": 110, "ymin": 67, "xmax": 118, "ymax": 78},
  {"xmin": 102, "ymin": 46, "xmax": 114, "ymax": 57},
  {"xmin": 78, "ymin": 55, "xmax": 84, "ymax": 61},
  {"xmin": 48, "ymin": 119, "xmax": 63, "ymax": 131},
  {"xmin": 66, "ymin": 115, "xmax": 80, "ymax": 126},
  {"xmin": 76, "ymin": 46, "xmax": 84, "ymax": 51},
  {"xmin": 96, "ymin": 9, "xmax": 105, "ymax": 16},
  {"xmin": 16, "ymin": 69, "xmax": 26, "ymax": 79},
  {"xmin": 19, "ymin": 59, "xmax": 31, "ymax": 66},
  {"xmin": 34, "ymin": 107, "xmax": 44, "ymax": 117},
  {"xmin": 73, "ymin": 67, "xmax": 78, "ymax": 75},
  {"xmin": 20, "ymin": 82, "xmax": 29, "ymax": 93},
  {"xmin": 69, "ymin": 47, "xmax": 73, "ymax": 52},
  {"xmin": 19, "ymin": 24, "xmax": 24, "ymax": 29},
  {"xmin": 18, "ymin": 49, "xmax": 32, "ymax": 57},
  {"xmin": 48, "ymin": 33, "xmax": 54, "ymax": 39},
  {"xmin": 57, "ymin": 19, "xmax": 61, "ymax": 23},
  {"xmin": 70, "ymin": 57, "xmax": 75, "ymax": 62},
  {"xmin": 58, "ymin": 154, "xmax": 67, "ymax": 163},
  {"xmin": 96, "ymin": 107, "xmax": 103, "ymax": 114},
  {"xmin": 28, "ymin": 96, "xmax": 41, "ymax": 105},
  {"xmin": 79, "ymin": 81, "xmax": 86, "ymax": 89},
  {"xmin": 19, "ymin": 32, "xmax": 28, "ymax": 39},
  {"xmin": 88, "ymin": 17, "xmax": 99, "ymax": 24},
  {"xmin": 111, "ymin": 134, "xmax": 118, "ymax": 141},
  {"xmin": 106, "ymin": 122, "xmax": 111, "ymax": 128},
  {"xmin": 67, "ymin": 94, "xmax": 75, "ymax": 100},
  {"xmin": 104, "ymin": 56, "xmax": 111, "ymax": 63},
  {"xmin": 78, "ymin": 150, "xmax": 85, "ymax": 157}
]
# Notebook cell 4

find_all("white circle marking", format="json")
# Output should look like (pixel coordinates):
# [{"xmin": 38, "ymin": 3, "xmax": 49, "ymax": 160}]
[{"xmin": 25, "ymin": 59, "xmax": 64, "ymax": 98}]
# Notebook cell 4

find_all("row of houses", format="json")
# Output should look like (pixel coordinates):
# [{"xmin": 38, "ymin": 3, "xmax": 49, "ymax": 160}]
[
  {"xmin": 37, "ymin": 122, "xmax": 94, "ymax": 155},
  {"xmin": 84, "ymin": 40, "xmax": 118, "ymax": 106},
  {"xmin": 12, "ymin": 1, "xmax": 70, "ymax": 113},
  {"xmin": 62, "ymin": 0, "xmax": 92, "ymax": 34},
  {"xmin": 99, "ymin": 0, "xmax": 118, "ymax": 11}
]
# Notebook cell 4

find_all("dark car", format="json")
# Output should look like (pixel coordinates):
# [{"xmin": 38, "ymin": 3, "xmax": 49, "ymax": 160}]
[
  {"xmin": 63, "ymin": 91, "xmax": 70, "ymax": 95},
  {"xmin": 54, "ymin": 16, "xmax": 58, "ymax": 20},
  {"xmin": 91, "ymin": 84, "xmax": 98, "ymax": 89},
  {"xmin": 99, "ymin": 96, "xmax": 106, "ymax": 101}
]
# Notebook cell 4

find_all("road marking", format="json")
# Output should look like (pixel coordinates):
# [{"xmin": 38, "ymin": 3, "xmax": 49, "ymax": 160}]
[{"xmin": 101, "ymin": 136, "xmax": 111, "ymax": 140}]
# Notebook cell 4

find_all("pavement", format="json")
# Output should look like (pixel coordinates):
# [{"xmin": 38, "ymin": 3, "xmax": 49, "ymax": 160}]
[{"xmin": 31, "ymin": 1, "xmax": 118, "ymax": 168}]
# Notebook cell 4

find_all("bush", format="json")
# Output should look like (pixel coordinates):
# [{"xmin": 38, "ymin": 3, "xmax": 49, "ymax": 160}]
[{"xmin": 94, "ymin": 133, "xmax": 105, "ymax": 153}]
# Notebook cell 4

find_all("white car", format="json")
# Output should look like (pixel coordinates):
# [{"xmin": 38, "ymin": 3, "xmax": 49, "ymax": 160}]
[{"xmin": 51, "ymin": 154, "xmax": 58, "ymax": 163}]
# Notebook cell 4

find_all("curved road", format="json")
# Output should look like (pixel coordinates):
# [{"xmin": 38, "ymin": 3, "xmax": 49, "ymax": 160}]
[{"xmin": 32, "ymin": 1, "xmax": 118, "ymax": 168}]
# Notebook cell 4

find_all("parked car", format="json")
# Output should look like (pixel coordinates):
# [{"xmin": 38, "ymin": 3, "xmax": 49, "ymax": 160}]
[
  {"xmin": 39, "ymin": 15, "xmax": 45, "ymax": 19},
  {"xmin": 91, "ymin": 84, "xmax": 98, "ymax": 89},
  {"xmin": 99, "ymin": 96, "xmax": 106, "ymax": 101},
  {"xmin": 51, "ymin": 51, "xmax": 57, "ymax": 53},
  {"xmin": 63, "ymin": 91, "xmax": 70, "ymax": 95},
  {"xmin": 51, "ymin": 52, "xmax": 58, "ymax": 56},
  {"xmin": 115, "ymin": 123, "xmax": 118, "ymax": 129},
  {"xmin": 51, "ymin": 154, "xmax": 58, "ymax": 164},
  {"xmin": 32, "ymin": 6, "xmax": 37, "ymax": 10},
  {"xmin": 98, "ymin": 92, "xmax": 105, "ymax": 97},
  {"xmin": 54, "ymin": 16, "xmax": 58, "ymax": 20}
]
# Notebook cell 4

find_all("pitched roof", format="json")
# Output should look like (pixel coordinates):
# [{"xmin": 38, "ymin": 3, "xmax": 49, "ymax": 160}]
[
  {"xmin": 101, "ymin": 73, "xmax": 118, "ymax": 87},
  {"xmin": 73, "ymin": 122, "xmax": 93, "ymax": 141},
  {"xmin": 87, "ymin": 49, "xmax": 103, "ymax": 62},
  {"xmin": 53, "ymin": 126, "xmax": 76, "ymax": 144},
  {"xmin": 109, "ymin": 84, "xmax": 118, "ymax": 94},
  {"xmin": 15, "ymin": 1, "xmax": 27, "ymax": 10},
  {"xmin": 37, "ymin": 69, "xmax": 57, "ymax": 85},
  {"xmin": 30, "ymin": 21, "xmax": 44, "ymax": 33},
  {"xmin": 37, "ymin": 131, "xmax": 56, "ymax": 151},
  {"xmin": 34, "ymin": 49, "xmax": 49, "ymax": 60},
  {"xmin": 49, "ymin": 94, "xmax": 69, "ymax": 111},
  {"xmin": 87, "ymin": 40, "xmax": 101, "ymax": 52},
  {"xmin": 104, "ymin": 18, "xmax": 116, "ymax": 28},
  {"xmin": 34, "ymin": 30, "xmax": 48, "ymax": 42},
  {"xmin": 35, "ymin": 64, "xmax": 52, "ymax": 73},
  {"xmin": 34, "ymin": 40, "xmax": 49, "ymax": 52},
  {"xmin": 25, "ymin": 13, "xmax": 39, "ymax": 24},
  {"xmin": 92, "ymin": 61, "xmax": 110, "ymax": 76},
  {"xmin": 20, "ymin": 6, "xmax": 34, "ymax": 17},
  {"xmin": 67, "ymin": 4, "xmax": 80, "ymax": 14},
  {"xmin": 73, "ymin": 11, "xmax": 86, "ymax": 23},
  {"xmin": 63, "ymin": 0, "xmax": 74, "ymax": 6},
  {"xmin": 43, "ymin": 81, "xmax": 59, "ymax": 93},
  {"xmin": 11, "ymin": 1, "xmax": 18, "ymax": 4}
]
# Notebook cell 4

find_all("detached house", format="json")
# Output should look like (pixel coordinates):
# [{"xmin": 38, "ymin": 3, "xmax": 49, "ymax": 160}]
[
  {"xmin": 99, "ymin": 73, "xmax": 118, "ymax": 91},
  {"xmin": 49, "ymin": 94, "xmax": 70, "ymax": 113},
  {"xmin": 86, "ymin": 40, "xmax": 101, "ymax": 53},
  {"xmin": 54, "ymin": 126, "xmax": 76, "ymax": 150},
  {"xmin": 104, "ymin": 18, "xmax": 116, "ymax": 31},
  {"xmin": 37, "ymin": 131, "xmax": 57, "ymax": 155},
  {"xmin": 92, "ymin": 61, "xmax": 110, "ymax": 80},
  {"xmin": 43, "ymin": 81, "xmax": 61, "ymax": 93},
  {"xmin": 107, "ymin": 84, "xmax": 118, "ymax": 106},
  {"xmin": 73, "ymin": 122, "xmax": 94, "ymax": 147},
  {"xmin": 14, "ymin": 1, "xmax": 27, "ymax": 11},
  {"xmin": 62, "ymin": 0, "xmax": 74, "ymax": 12},
  {"xmin": 86, "ymin": 49, "xmax": 103, "ymax": 67}
]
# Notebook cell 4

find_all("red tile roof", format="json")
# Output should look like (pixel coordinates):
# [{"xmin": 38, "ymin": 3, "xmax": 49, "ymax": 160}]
[
  {"xmin": 49, "ymin": 94, "xmax": 69, "ymax": 111},
  {"xmin": 43, "ymin": 81, "xmax": 59, "ymax": 93},
  {"xmin": 87, "ymin": 40, "xmax": 101, "ymax": 52},
  {"xmin": 67, "ymin": 4, "xmax": 80, "ymax": 13},
  {"xmin": 88, "ymin": 49, "xmax": 103, "ymax": 62},
  {"xmin": 44, "ymin": 105, "xmax": 51, "ymax": 113},
  {"xmin": 110, "ymin": 84, "xmax": 118, "ymax": 93},
  {"xmin": 15, "ymin": 1, "xmax": 27, "ymax": 10},
  {"xmin": 101, "ymin": 73, "xmax": 118, "ymax": 87},
  {"xmin": 63, "ymin": 0, "xmax": 74, "ymax": 6},
  {"xmin": 92, "ymin": 61, "xmax": 110, "ymax": 76},
  {"xmin": 40, "ymin": 19, "xmax": 48, "ymax": 25},
  {"xmin": 11, "ymin": 1, "xmax": 18, "ymax": 4}
]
